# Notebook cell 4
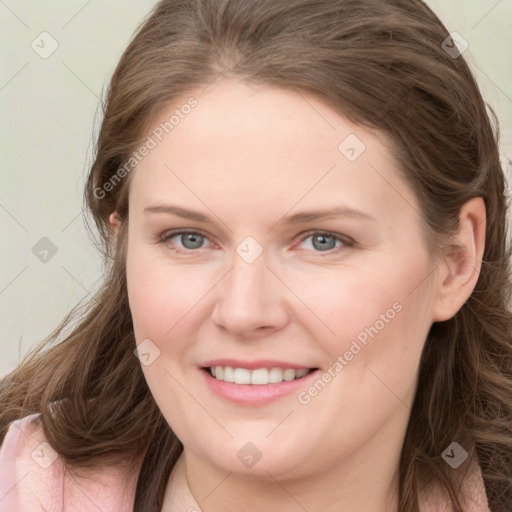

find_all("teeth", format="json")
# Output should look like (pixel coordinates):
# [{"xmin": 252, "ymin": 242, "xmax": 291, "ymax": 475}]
[
  {"xmin": 251, "ymin": 368, "xmax": 269, "ymax": 385},
  {"xmin": 209, "ymin": 366, "xmax": 312, "ymax": 385},
  {"xmin": 223, "ymin": 366, "xmax": 234, "ymax": 383},
  {"xmin": 269, "ymin": 367, "xmax": 283, "ymax": 383},
  {"xmin": 233, "ymin": 368, "xmax": 251, "ymax": 384},
  {"xmin": 283, "ymin": 369, "xmax": 295, "ymax": 381}
]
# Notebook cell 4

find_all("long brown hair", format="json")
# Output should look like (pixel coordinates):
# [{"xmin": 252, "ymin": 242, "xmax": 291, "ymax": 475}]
[{"xmin": 1, "ymin": 1, "xmax": 511, "ymax": 510}]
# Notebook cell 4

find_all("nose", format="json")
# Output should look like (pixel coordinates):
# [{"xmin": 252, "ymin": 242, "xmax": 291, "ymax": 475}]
[{"xmin": 210, "ymin": 252, "xmax": 291, "ymax": 338}]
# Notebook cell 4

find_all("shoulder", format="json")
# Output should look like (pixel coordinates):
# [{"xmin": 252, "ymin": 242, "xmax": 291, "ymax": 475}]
[
  {"xmin": 0, "ymin": 413, "xmax": 140, "ymax": 512},
  {"xmin": 418, "ymin": 459, "xmax": 491, "ymax": 512}
]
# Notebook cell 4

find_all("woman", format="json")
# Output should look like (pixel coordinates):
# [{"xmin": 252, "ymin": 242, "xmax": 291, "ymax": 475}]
[{"xmin": 1, "ymin": 0, "xmax": 511, "ymax": 511}]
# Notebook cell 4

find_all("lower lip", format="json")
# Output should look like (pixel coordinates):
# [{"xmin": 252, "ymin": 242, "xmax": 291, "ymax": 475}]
[{"xmin": 200, "ymin": 368, "xmax": 319, "ymax": 406}]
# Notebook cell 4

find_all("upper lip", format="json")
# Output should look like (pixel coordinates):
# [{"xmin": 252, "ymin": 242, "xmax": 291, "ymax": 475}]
[{"xmin": 201, "ymin": 359, "xmax": 316, "ymax": 370}]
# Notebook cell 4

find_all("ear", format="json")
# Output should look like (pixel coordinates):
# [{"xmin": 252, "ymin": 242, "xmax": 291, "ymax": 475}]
[
  {"xmin": 431, "ymin": 197, "xmax": 486, "ymax": 322},
  {"xmin": 108, "ymin": 212, "xmax": 122, "ymax": 237}
]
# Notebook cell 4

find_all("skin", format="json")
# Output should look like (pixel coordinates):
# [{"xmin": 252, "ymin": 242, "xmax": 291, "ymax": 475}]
[{"xmin": 110, "ymin": 78, "xmax": 485, "ymax": 512}]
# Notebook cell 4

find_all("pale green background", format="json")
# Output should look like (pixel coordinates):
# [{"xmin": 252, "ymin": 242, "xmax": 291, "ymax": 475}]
[{"xmin": 1, "ymin": 1, "xmax": 511, "ymax": 376}]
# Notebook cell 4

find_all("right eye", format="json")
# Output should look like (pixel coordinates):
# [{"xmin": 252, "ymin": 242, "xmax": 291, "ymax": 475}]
[{"xmin": 159, "ymin": 229, "xmax": 215, "ymax": 254}]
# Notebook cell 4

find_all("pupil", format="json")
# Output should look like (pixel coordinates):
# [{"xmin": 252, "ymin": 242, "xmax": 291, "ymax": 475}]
[
  {"xmin": 183, "ymin": 233, "xmax": 203, "ymax": 249},
  {"xmin": 313, "ymin": 234, "xmax": 335, "ymax": 251}
]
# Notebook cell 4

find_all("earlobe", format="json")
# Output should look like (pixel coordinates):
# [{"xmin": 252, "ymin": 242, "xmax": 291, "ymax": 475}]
[
  {"xmin": 431, "ymin": 197, "xmax": 486, "ymax": 322},
  {"xmin": 109, "ymin": 212, "xmax": 122, "ymax": 237}
]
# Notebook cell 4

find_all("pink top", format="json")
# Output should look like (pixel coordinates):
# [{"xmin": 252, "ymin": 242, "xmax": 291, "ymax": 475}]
[
  {"xmin": 0, "ymin": 414, "xmax": 491, "ymax": 511},
  {"xmin": 0, "ymin": 414, "xmax": 139, "ymax": 511}
]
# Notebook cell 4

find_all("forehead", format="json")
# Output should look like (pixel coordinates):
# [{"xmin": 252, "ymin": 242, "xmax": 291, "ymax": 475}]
[{"xmin": 130, "ymin": 78, "xmax": 420, "ymax": 228}]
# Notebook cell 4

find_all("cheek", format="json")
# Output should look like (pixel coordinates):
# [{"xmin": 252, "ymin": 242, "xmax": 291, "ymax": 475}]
[
  {"xmin": 333, "ymin": 265, "xmax": 433, "ymax": 407},
  {"xmin": 126, "ymin": 243, "xmax": 212, "ymax": 344},
  {"xmin": 288, "ymin": 260, "xmax": 434, "ymax": 455},
  {"xmin": 291, "ymin": 255, "xmax": 432, "ymax": 344},
  {"xmin": 290, "ymin": 252, "xmax": 435, "ymax": 401},
  {"xmin": 126, "ymin": 246, "xmax": 211, "ymax": 438}
]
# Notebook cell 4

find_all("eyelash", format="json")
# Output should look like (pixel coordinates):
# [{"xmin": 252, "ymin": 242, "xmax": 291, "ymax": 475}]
[{"xmin": 158, "ymin": 229, "xmax": 355, "ymax": 255}]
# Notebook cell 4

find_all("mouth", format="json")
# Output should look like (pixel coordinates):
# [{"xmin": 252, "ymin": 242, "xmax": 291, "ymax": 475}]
[
  {"xmin": 199, "ymin": 363, "xmax": 320, "ymax": 406},
  {"xmin": 201, "ymin": 366, "xmax": 318, "ymax": 385}
]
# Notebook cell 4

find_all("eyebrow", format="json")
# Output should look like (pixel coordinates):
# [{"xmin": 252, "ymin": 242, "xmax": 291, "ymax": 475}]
[{"xmin": 144, "ymin": 204, "xmax": 376, "ymax": 224}]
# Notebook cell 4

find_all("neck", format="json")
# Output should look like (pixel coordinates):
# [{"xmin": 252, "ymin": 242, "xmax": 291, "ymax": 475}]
[
  {"xmin": 189, "ymin": 456, "xmax": 399, "ymax": 512},
  {"xmin": 163, "ymin": 417, "xmax": 406, "ymax": 512}
]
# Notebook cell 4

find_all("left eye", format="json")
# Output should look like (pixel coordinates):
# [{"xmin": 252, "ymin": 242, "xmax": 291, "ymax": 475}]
[
  {"xmin": 297, "ymin": 232, "xmax": 349, "ymax": 252},
  {"xmin": 159, "ymin": 230, "xmax": 352, "ymax": 254},
  {"xmin": 160, "ymin": 230, "xmax": 211, "ymax": 252}
]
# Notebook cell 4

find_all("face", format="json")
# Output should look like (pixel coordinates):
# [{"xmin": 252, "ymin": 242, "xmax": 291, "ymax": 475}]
[{"xmin": 124, "ymin": 78, "xmax": 441, "ymax": 481}]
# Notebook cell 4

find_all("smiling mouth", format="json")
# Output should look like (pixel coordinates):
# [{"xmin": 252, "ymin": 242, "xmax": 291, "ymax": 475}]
[{"xmin": 202, "ymin": 366, "xmax": 319, "ymax": 385}]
